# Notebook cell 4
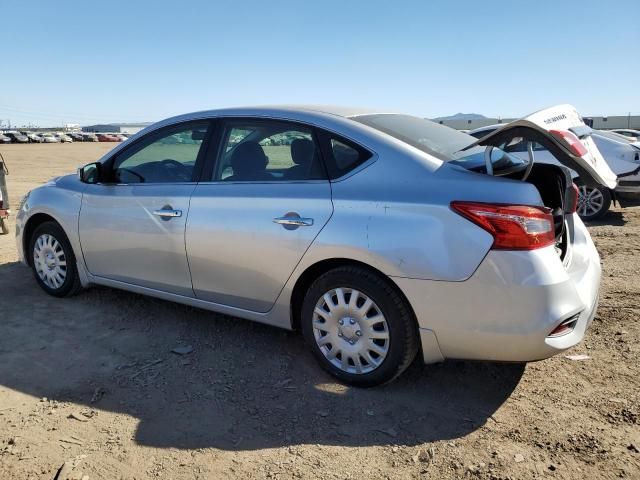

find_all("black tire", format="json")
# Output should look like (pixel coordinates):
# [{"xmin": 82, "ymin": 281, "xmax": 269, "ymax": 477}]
[
  {"xmin": 575, "ymin": 179, "xmax": 611, "ymax": 221},
  {"xmin": 301, "ymin": 266, "xmax": 419, "ymax": 387},
  {"xmin": 29, "ymin": 221, "xmax": 82, "ymax": 297}
]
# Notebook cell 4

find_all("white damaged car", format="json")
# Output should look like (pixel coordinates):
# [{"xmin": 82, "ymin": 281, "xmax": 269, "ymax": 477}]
[{"xmin": 469, "ymin": 105, "xmax": 639, "ymax": 220}]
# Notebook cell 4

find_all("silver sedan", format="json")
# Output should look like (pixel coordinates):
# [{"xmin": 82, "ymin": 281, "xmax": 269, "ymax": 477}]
[{"xmin": 16, "ymin": 105, "xmax": 605, "ymax": 386}]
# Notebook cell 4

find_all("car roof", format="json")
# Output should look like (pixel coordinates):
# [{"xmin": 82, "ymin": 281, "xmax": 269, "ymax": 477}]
[
  {"xmin": 160, "ymin": 105, "xmax": 396, "ymax": 124},
  {"xmin": 131, "ymin": 105, "xmax": 411, "ymax": 147},
  {"xmin": 252, "ymin": 105, "xmax": 388, "ymax": 117},
  {"xmin": 98, "ymin": 105, "xmax": 453, "ymax": 170}
]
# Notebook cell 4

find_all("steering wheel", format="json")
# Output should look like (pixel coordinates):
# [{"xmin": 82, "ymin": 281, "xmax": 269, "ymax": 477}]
[
  {"xmin": 116, "ymin": 167, "xmax": 145, "ymax": 183},
  {"xmin": 160, "ymin": 159, "xmax": 191, "ymax": 181},
  {"xmin": 160, "ymin": 159, "xmax": 185, "ymax": 169}
]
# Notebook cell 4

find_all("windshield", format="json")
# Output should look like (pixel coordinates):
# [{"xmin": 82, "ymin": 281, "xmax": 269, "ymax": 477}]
[{"xmin": 594, "ymin": 129, "xmax": 634, "ymax": 144}]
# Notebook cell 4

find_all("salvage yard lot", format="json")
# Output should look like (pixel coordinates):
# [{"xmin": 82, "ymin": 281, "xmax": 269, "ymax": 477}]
[{"xmin": 0, "ymin": 143, "xmax": 638, "ymax": 479}]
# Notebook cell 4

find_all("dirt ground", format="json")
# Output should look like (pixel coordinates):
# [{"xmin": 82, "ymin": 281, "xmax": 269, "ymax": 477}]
[{"xmin": 0, "ymin": 143, "xmax": 638, "ymax": 480}]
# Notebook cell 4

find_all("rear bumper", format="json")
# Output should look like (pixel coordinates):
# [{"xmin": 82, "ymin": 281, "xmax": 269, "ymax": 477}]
[
  {"xmin": 395, "ymin": 214, "xmax": 601, "ymax": 363},
  {"xmin": 615, "ymin": 184, "xmax": 640, "ymax": 194}
]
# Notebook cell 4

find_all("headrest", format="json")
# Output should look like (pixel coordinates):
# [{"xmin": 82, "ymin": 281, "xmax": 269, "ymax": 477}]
[
  {"xmin": 290, "ymin": 138, "xmax": 315, "ymax": 166},
  {"xmin": 230, "ymin": 141, "xmax": 268, "ymax": 175}
]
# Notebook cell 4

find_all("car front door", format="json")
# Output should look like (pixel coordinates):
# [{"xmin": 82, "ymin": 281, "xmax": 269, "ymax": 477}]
[
  {"xmin": 186, "ymin": 118, "xmax": 334, "ymax": 312},
  {"xmin": 79, "ymin": 120, "xmax": 213, "ymax": 296}
]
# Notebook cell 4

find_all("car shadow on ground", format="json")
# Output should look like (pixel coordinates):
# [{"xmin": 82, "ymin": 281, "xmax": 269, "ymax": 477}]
[
  {"xmin": 0, "ymin": 261, "xmax": 524, "ymax": 451},
  {"xmin": 587, "ymin": 210, "xmax": 627, "ymax": 227},
  {"xmin": 584, "ymin": 195, "xmax": 640, "ymax": 227}
]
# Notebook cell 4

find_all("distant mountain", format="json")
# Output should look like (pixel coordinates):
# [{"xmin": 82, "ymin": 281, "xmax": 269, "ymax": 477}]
[{"xmin": 432, "ymin": 113, "xmax": 487, "ymax": 121}]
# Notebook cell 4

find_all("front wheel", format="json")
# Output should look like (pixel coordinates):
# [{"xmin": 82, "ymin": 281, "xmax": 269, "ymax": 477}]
[
  {"xmin": 301, "ymin": 266, "xmax": 419, "ymax": 387},
  {"xmin": 29, "ymin": 221, "xmax": 82, "ymax": 297},
  {"xmin": 576, "ymin": 181, "xmax": 611, "ymax": 221}
]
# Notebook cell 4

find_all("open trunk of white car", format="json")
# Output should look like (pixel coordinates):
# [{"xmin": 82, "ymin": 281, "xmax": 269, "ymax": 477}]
[
  {"xmin": 461, "ymin": 104, "xmax": 620, "ymax": 258},
  {"xmin": 465, "ymin": 104, "xmax": 618, "ymax": 189}
]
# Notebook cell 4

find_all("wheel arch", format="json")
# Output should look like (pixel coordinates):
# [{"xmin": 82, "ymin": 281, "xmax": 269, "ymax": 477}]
[
  {"xmin": 289, "ymin": 258, "xmax": 419, "ymax": 333},
  {"xmin": 573, "ymin": 176, "xmax": 614, "ymax": 219},
  {"xmin": 22, "ymin": 213, "xmax": 64, "ymax": 266}
]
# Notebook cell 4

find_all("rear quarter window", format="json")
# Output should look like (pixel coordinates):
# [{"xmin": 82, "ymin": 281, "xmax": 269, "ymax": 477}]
[{"xmin": 317, "ymin": 132, "xmax": 372, "ymax": 179}]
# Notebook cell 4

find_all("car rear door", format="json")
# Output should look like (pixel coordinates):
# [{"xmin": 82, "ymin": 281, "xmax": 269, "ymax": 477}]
[
  {"xmin": 466, "ymin": 104, "xmax": 618, "ymax": 188},
  {"xmin": 186, "ymin": 118, "xmax": 333, "ymax": 313}
]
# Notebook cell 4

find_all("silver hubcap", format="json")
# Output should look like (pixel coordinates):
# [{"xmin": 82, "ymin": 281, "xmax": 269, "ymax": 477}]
[
  {"xmin": 577, "ymin": 186, "xmax": 604, "ymax": 217},
  {"xmin": 33, "ymin": 233, "xmax": 67, "ymax": 289},
  {"xmin": 313, "ymin": 288, "xmax": 390, "ymax": 375}
]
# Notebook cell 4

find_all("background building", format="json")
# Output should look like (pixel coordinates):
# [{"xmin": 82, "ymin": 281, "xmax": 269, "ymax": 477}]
[{"xmin": 82, "ymin": 123, "xmax": 151, "ymax": 134}]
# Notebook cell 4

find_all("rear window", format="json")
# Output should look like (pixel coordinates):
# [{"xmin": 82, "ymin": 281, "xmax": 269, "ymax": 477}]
[
  {"xmin": 353, "ymin": 114, "xmax": 479, "ymax": 161},
  {"xmin": 353, "ymin": 114, "xmax": 531, "ymax": 177}
]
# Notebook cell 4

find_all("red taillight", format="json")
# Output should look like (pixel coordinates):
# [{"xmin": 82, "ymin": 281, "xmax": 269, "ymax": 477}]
[
  {"xmin": 451, "ymin": 202, "xmax": 555, "ymax": 250},
  {"xmin": 549, "ymin": 129, "xmax": 588, "ymax": 157},
  {"xmin": 567, "ymin": 183, "xmax": 579, "ymax": 214},
  {"xmin": 548, "ymin": 314, "xmax": 579, "ymax": 337}
]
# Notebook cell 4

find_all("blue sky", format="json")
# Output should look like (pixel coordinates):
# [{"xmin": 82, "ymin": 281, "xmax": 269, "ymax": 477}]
[{"xmin": 1, "ymin": 0, "xmax": 638, "ymax": 127}]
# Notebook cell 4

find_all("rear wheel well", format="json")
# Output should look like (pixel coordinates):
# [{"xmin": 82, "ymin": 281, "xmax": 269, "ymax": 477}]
[
  {"xmin": 290, "ymin": 258, "xmax": 418, "ymax": 332},
  {"xmin": 23, "ymin": 213, "xmax": 59, "ymax": 266}
]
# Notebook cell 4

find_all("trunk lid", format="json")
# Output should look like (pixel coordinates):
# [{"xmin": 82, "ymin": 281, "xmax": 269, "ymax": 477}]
[{"xmin": 466, "ymin": 104, "xmax": 618, "ymax": 189}]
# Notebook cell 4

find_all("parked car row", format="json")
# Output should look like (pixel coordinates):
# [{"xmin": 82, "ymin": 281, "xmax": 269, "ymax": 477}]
[
  {"xmin": 0, "ymin": 130, "xmax": 131, "ymax": 144},
  {"xmin": 96, "ymin": 133, "xmax": 129, "ymax": 142}
]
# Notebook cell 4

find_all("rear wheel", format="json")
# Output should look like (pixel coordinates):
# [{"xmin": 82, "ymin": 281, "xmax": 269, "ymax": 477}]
[
  {"xmin": 576, "ymin": 180, "xmax": 611, "ymax": 221},
  {"xmin": 29, "ymin": 221, "xmax": 82, "ymax": 297},
  {"xmin": 301, "ymin": 266, "xmax": 419, "ymax": 387}
]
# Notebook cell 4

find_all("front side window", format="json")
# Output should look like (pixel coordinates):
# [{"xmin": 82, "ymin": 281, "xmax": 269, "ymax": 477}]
[
  {"xmin": 111, "ymin": 122, "xmax": 209, "ymax": 183},
  {"xmin": 213, "ymin": 120, "xmax": 326, "ymax": 181}
]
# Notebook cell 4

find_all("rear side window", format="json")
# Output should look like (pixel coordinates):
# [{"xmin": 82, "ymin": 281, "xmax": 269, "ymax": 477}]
[
  {"xmin": 212, "ymin": 120, "xmax": 326, "ymax": 182},
  {"xmin": 318, "ymin": 132, "xmax": 372, "ymax": 179}
]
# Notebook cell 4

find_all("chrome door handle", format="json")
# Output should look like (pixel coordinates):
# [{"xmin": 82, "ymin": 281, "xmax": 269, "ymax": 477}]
[
  {"xmin": 153, "ymin": 209, "xmax": 182, "ymax": 218},
  {"xmin": 273, "ymin": 215, "xmax": 314, "ymax": 227}
]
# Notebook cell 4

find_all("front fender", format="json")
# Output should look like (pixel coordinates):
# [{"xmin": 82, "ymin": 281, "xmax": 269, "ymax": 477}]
[{"xmin": 16, "ymin": 175, "xmax": 90, "ymax": 286}]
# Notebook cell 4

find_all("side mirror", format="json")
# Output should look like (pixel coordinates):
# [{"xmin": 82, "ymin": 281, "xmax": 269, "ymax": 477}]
[{"xmin": 78, "ymin": 162, "xmax": 101, "ymax": 184}]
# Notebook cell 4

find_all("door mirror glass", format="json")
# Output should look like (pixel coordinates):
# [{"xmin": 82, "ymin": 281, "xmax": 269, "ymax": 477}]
[{"xmin": 78, "ymin": 162, "xmax": 101, "ymax": 184}]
